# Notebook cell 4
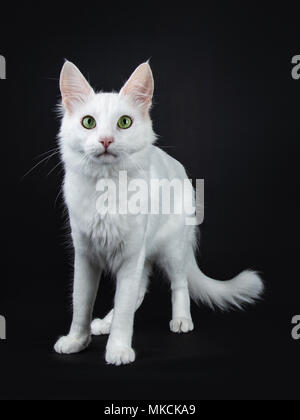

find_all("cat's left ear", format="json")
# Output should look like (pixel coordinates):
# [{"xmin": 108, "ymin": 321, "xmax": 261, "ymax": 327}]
[
  {"xmin": 60, "ymin": 60, "xmax": 95, "ymax": 114},
  {"xmin": 120, "ymin": 62, "xmax": 154, "ymax": 113}
]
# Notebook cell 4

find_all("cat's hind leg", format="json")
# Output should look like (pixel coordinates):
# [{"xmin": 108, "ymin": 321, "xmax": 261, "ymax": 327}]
[
  {"xmin": 91, "ymin": 262, "xmax": 151, "ymax": 336},
  {"xmin": 91, "ymin": 309, "xmax": 113, "ymax": 336},
  {"xmin": 169, "ymin": 281, "xmax": 194, "ymax": 334},
  {"xmin": 160, "ymin": 246, "xmax": 194, "ymax": 334}
]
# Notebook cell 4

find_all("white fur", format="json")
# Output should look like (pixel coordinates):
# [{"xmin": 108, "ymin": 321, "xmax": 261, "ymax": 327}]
[{"xmin": 54, "ymin": 61, "xmax": 264, "ymax": 365}]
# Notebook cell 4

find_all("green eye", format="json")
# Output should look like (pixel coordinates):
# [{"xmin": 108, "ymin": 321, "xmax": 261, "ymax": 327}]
[
  {"xmin": 82, "ymin": 116, "xmax": 96, "ymax": 129},
  {"xmin": 117, "ymin": 115, "xmax": 132, "ymax": 129}
]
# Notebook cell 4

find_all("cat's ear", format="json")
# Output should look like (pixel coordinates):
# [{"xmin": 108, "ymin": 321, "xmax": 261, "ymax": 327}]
[
  {"xmin": 120, "ymin": 62, "xmax": 154, "ymax": 113},
  {"xmin": 60, "ymin": 61, "xmax": 94, "ymax": 113}
]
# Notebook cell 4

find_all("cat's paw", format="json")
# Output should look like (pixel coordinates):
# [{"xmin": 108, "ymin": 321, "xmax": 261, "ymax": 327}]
[
  {"xmin": 54, "ymin": 334, "xmax": 91, "ymax": 355},
  {"xmin": 105, "ymin": 343, "xmax": 135, "ymax": 366},
  {"xmin": 91, "ymin": 318, "xmax": 111, "ymax": 336},
  {"xmin": 170, "ymin": 318, "xmax": 194, "ymax": 334}
]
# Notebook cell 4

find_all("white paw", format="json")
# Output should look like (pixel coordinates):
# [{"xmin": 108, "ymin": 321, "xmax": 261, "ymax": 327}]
[
  {"xmin": 170, "ymin": 318, "xmax": 194, "ymax": 334},
  {"xmin": 105, "ymin": 343, "xmax": 136, "ymax": 366},
  {"xmin": 54, "ymin": 334, "xmax": 91, "ymax": 355},
  {"xmin": 91, "ymin": 318, "xmax": 111, "ymax": 336}
]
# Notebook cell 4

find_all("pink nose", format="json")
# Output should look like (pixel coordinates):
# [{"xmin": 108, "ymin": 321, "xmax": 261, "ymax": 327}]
[{"xmin": 99, "ymin": 137, "xmax": 114, "ymax": 149}]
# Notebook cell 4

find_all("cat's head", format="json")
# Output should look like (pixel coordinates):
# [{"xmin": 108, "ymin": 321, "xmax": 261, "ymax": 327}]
[{"xmin": 59, "ymin": 61, "xmax": 155, "ymax": 174}]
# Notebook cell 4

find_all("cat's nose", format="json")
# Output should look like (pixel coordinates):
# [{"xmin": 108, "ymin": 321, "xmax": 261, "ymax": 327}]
[{"xmin": 99, "ymin": 137, "xmax": 114, "ymax": 149}]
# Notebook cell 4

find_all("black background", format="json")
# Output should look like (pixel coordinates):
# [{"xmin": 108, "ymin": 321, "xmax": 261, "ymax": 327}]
[{"xmin": 0, "ymin": 3, "xmax": 299, "ymax": 400}]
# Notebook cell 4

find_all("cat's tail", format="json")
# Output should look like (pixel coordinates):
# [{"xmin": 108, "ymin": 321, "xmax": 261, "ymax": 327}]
[{"xmin": 188, "ymin": 255, "xmax": 264, "ymax": 311}]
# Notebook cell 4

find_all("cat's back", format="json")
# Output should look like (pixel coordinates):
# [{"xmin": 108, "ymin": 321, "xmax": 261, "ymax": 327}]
[{"xmin": 149, "ymin": 145, "xmax": 188, "ymax": 180}]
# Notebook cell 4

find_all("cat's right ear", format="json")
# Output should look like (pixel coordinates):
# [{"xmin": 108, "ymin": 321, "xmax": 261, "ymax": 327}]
[{"xmin": 59, "ymin": 61, "xmax": 94, "ymax": 114}]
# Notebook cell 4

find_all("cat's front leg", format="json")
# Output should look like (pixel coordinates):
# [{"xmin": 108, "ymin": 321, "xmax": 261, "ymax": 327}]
[
  {"xmin": 91, "ymin": 262, "xmax": 150, "ymax": 336},
  {"xmin": 54, "ymin": 248, "xmax": 101, "ymax": 355},
  {"xmin": 105, "ymin": 248, "xmax": 145, "ymax": 366}
]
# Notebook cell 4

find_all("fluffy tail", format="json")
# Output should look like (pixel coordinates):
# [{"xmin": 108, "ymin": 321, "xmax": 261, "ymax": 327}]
[{"xmin": 188, "ymin": 256, "xmax": 264, "ymax": 311}]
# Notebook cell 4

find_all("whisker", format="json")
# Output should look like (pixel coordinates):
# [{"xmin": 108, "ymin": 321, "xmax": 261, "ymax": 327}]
[
  {"xmin": 34, "ymin": 148, "xmax": 60, "ymax": 160},
  {"xmin": 47, "ymin": 161, "xmax": 63, "ymax": 177},
  {"xmin": 22, "ymin": 151, "xmax": 60, "ymax": 180},
  {"xmin": 54, "ymin": 187, "xmax": 63, "ymax": 209}
]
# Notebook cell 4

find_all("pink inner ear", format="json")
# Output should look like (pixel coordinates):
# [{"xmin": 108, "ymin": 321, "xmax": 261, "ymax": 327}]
[
  {"xmin": 60, "ymin": 61, "xmax": 94, "ymax": 113},
  {"xmin": 120, "ymin": 63, "xmax": 154, "ymax": 112}
]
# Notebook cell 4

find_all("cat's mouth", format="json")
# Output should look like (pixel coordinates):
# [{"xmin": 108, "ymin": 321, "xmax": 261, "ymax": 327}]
[{"xmin": 94, "ymin": 151, "xmax": 118, "ymax": 159}]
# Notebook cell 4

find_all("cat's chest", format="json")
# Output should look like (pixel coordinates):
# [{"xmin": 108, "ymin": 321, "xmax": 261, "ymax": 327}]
[{"xmin": 64, "ymin": 175, "xmax": 127, "ymax": 250}]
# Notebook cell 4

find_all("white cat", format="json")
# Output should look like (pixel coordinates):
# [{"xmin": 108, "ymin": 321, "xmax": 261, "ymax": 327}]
[{"xmin": 54, "ymin": 61, "xmax": 263, "ymax": 365}]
